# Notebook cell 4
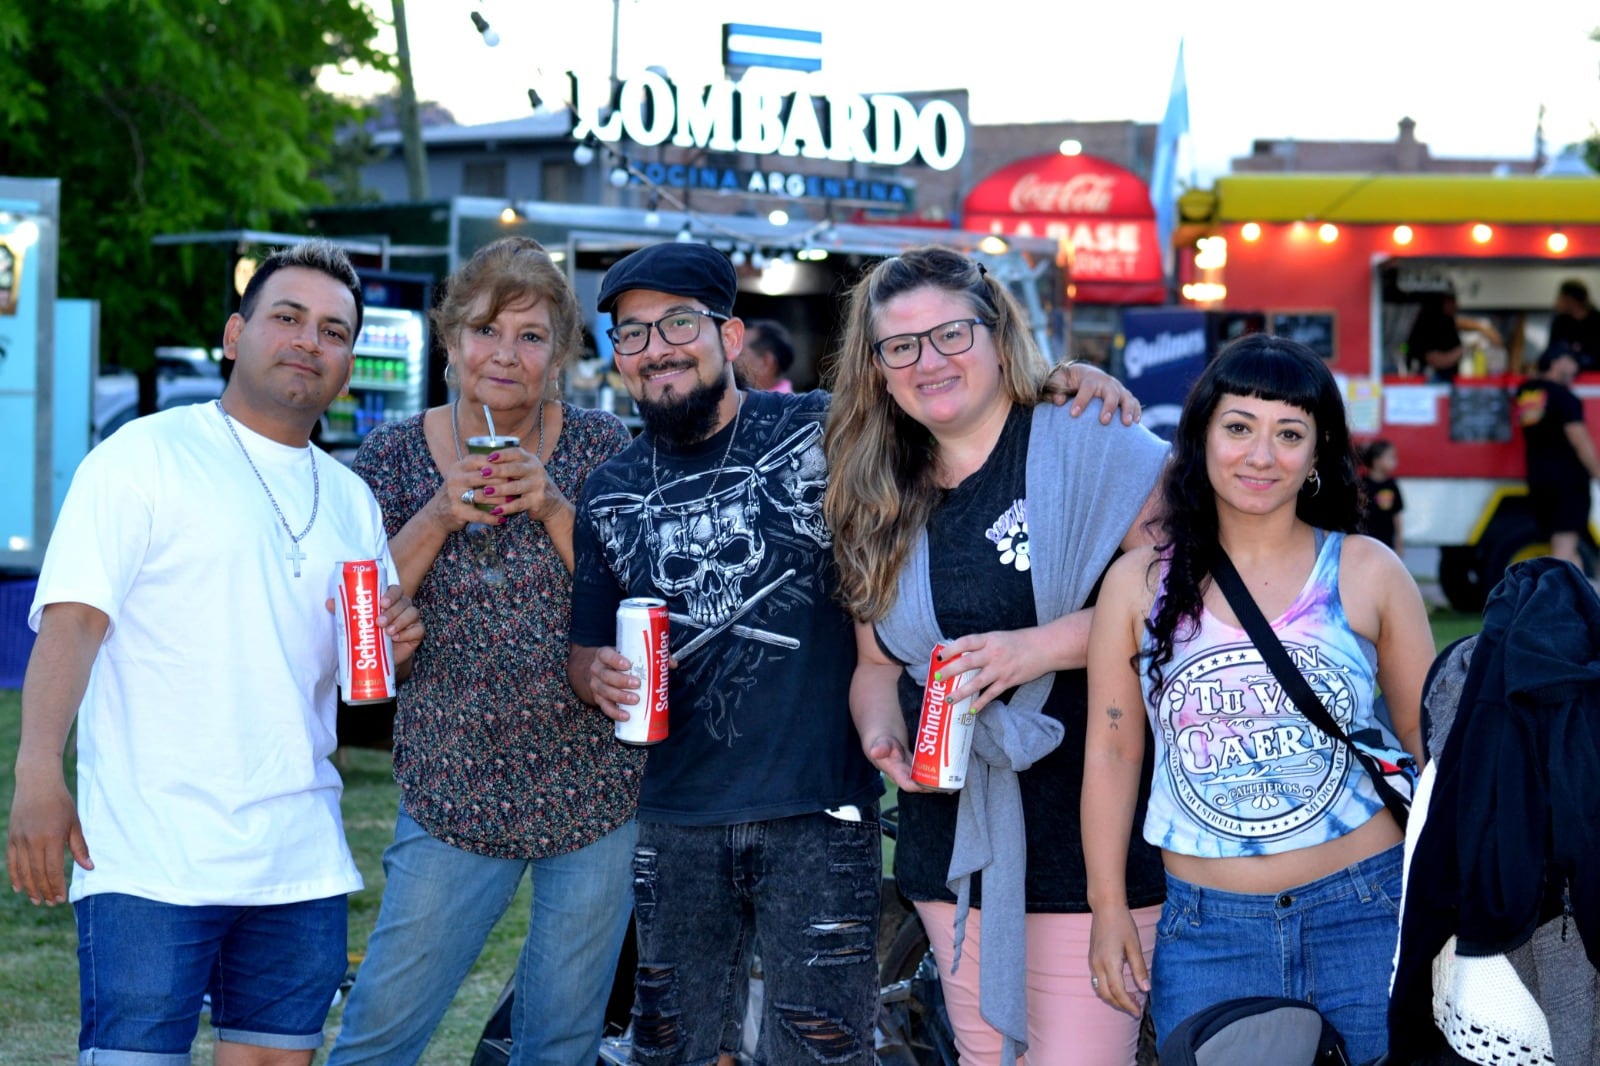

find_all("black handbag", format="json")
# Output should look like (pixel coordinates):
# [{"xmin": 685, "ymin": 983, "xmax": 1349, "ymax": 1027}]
[{"xmin": 1209, "ymin": 548, "xmax": 1416, "ymax": 829}]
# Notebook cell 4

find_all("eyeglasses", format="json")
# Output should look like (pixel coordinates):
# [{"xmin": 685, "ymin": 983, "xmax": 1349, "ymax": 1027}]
[
  {"xmin": 872, "ymin": 318, "xmax": 989, "ymax": 369},
  {"xmin": 606, "ymin": 309, "xmax": 728, "ymax": 357}
]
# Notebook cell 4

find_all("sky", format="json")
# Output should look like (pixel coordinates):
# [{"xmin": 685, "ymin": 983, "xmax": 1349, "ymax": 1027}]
[{"xmin": 321, "ymin": 0, "xmax": 1600, "ymax": 183}]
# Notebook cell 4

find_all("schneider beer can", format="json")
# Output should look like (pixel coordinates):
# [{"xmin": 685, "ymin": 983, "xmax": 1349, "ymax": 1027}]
[
  {"xmin": 614, "ymin": 597, "xmax": 670, "ymax": 745},
  {"xmin": 911, "ymin": 643, "xmax": 978, "ymax": 791},
  {"xmin": 336, "ymin": 560, "xmax": 396, "ymax": 705}
]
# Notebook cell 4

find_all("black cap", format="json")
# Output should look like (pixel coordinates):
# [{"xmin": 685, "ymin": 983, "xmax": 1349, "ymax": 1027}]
[{"xmin": 597, "ymin": 242, "xmax": 738, "ymax": 319}]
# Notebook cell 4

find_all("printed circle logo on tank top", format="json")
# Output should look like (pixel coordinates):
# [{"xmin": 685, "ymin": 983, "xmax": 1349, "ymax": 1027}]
[
  {"xmin": 985, "ymin": 499, "xmax": 1030, "ymax": 572},
  {"xmin": 1157, "ymin": 639, "xmax": 1355, "ymax": 842}
]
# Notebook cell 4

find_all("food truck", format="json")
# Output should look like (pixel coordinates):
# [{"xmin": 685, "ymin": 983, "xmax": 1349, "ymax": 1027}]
[{"xmin": 1174, "ymin": 173, "xmax": 1600, "ymax": 609}]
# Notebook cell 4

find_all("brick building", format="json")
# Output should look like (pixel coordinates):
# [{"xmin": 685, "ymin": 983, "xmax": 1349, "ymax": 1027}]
[{"xmin": 1231, "ymin": 117, "xmax": 1538, "ymax": 175}]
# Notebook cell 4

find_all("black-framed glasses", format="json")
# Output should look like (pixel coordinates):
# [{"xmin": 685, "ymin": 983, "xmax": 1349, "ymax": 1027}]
[
  {"xmin": 872, "ymin": 318, "xmax": 989, "ymax": 369},
  {"xmin": 606, "ymin": 309, "xmax": 729, "ymax": 357}
]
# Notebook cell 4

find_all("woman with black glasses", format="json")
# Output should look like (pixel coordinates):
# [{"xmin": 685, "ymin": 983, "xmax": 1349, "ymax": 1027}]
[{"xmin": 824, "ymin": 246, "xmax": 1169, "ymax": 1064}]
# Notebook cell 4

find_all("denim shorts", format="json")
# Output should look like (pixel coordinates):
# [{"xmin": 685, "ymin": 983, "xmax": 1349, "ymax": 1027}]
[
  {"xmin": 1149, "ymin": 844, "xmax": 1404, "ymax": 1066},
  {"xmin": 76, "ymin": 892, "xmax": 348, "ymax": 1065},
  {"xmin": 630, "ymin": 808, "xmax": 881, "ymax": 1066}
]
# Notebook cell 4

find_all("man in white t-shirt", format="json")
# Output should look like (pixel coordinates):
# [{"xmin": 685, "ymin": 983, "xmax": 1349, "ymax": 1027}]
[{"xmin": 6, "ymin": 241, "xmax": 423, "ymax": 1066}]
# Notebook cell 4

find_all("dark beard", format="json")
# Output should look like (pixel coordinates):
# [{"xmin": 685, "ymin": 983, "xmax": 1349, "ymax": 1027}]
[{"xmin": 637, "ymin": 373, "xmax": 730, "ymax": 447}]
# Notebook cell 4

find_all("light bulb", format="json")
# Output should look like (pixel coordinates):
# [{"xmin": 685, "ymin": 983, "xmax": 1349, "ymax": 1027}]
[
  {"xmin": 470, "ymin": 11, "xmax": 500, "ymax": 46},
  {"xmin": 573, "ymin": 143, "xmax": 595, "ymax": 166},
  {"xmin": 608, "ymin": 167, "xmax": 631, "ymax": 188}
]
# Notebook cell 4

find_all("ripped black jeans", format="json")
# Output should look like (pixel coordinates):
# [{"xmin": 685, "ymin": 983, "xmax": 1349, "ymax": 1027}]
[{"xmin": 629, "ymin": 809, "xmax": 880, "ymax": 1066}]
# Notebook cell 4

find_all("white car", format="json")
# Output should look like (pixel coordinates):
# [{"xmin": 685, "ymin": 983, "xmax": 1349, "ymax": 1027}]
[{"xmin": 93, "ymin": 348, "xmax": 224, "ymax": 444}]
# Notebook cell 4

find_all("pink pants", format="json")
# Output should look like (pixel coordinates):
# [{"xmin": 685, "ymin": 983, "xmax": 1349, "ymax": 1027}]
[{"xmin": 915, "ymin": 900, "xmax": 1161, "ymax": 1065}]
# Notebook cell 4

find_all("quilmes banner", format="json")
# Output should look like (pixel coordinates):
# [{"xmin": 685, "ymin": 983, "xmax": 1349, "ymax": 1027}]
[{"xmin": 1119, "ymin": 307, "xmax": 1209, "ymax": 441}]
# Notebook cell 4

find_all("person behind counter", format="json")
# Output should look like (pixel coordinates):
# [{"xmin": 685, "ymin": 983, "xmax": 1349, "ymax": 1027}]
[
  {"xmin": 1405, "ymin": 292, "xmax": 1465, "ymax": 381},
  {"xmin": 1082, "ymin": 334, "xmax": 1433, "ymax": 1065},
  {"xmin": 328, "ymin": 237, "xmax": 642, "ymax": 1065},
  {"xmin": 825, "ymin": 246, "xmax": 1169, "ymax": 1064},
  {"xmin": 1549, "ymin": 278, "xmax": 1600, "ymax": 370}
]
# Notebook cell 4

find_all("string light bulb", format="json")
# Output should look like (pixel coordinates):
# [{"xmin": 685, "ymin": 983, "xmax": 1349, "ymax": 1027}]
[{"xmin": 469, "ymin": 11, "xmax": 500, "ymax": 47}]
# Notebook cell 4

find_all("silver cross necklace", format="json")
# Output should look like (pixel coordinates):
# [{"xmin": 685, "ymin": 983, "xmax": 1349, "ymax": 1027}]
[{"xmin": 215, "ymin": 400, "xmax": 320, "ymax": 577}]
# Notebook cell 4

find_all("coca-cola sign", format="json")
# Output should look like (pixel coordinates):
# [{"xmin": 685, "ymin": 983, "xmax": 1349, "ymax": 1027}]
[
  {"xmin": 964, "ymin": 150, "xmax": 1165, "ymax": 301},
  {"xmin": 1009, "ymin": 173, "xmax": 1117, "ymax": 215}
]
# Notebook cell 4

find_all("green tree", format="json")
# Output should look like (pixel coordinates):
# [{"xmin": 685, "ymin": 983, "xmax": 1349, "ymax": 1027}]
[{"xmin": 0, "ymin": 0, "xmax": 390, "ymax": 369}]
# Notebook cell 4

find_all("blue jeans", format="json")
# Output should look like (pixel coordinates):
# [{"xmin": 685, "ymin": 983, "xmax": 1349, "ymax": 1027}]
[
  {"xmin": 630, "ymin": 810, "xmax": 880, "ymax": 1066},
  {"xmin": 75, "ymin": 892, "xmax": 347, "ymax": 1065},
  {"xmin": 328, "ymin": 809, "xmax": 636, "ymax": 1066},
  {"xmin": 1149, "ymin": 844, "xmax": 1404, "ymax": 1066}
]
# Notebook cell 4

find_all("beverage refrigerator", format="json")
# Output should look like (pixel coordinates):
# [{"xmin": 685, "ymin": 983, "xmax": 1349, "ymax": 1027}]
[{"xmin": 320, "ymin": 270, "xmax": 437, "ymax": 459}]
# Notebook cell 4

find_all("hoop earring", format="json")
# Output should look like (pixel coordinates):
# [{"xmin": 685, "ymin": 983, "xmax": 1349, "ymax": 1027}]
[
  {"xmin": 1304, "ymin": 469, "xmax": 1322, "ymax": 496},
  {"xmin": 443, "ymin": 360, "xmax": 460, "ymax": 390}
]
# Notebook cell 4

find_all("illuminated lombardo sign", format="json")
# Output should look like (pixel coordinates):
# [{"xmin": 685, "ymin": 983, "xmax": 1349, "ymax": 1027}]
[{"xmin": 565, "ymin": 70, "xmax": 967, "ymax": 172}]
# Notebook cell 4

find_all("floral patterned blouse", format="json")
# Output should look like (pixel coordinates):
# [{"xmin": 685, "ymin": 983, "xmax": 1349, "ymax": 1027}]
[{"xmin": 354, "ymin": 404, "xmax": 644, "ymax": 859}]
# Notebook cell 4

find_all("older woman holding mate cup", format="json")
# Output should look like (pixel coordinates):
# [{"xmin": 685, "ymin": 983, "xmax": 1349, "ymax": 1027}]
[{"xmin": 328, "ymin": 237, "xmax": 642, "ymax": 1066}]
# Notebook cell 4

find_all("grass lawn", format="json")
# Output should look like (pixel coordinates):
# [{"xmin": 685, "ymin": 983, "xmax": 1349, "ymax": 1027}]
[
  {"xmin": 0, "ymin": 696, "xmax": 526, "ymax": 1065},
  {"xmin": 0, "ymin": 608, "xmax": 1484, "ymax": 1063}
]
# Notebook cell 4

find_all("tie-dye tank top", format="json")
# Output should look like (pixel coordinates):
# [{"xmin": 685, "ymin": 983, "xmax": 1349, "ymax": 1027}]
[{"xmin": 1141, "ymin": 531, "xmax": 1397, "ymax": 858}]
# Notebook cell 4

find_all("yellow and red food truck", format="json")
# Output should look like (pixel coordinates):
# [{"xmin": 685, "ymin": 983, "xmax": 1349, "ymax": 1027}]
[{"xmin": 1174, "ymin": 173, "xmax": 1600, "ymax": 608}]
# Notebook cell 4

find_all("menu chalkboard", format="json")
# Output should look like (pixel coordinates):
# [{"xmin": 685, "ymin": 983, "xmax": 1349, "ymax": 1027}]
[
  {"xmin": 1270, "ymin": 312, "xmax": 1337, "ymax": 361},
  {"xmin": 1448, "ymin": 385, "xmax": 1513, "ymax": 443}
]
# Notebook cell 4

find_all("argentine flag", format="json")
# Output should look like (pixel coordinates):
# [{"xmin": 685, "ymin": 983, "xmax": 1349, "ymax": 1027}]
[{"xmin": 722, "ymin": 23, "xmax": 823, "ymax": 74}]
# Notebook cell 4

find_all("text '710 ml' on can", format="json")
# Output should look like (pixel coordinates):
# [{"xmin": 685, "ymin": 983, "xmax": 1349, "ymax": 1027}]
[
  {"xmin": 911, "ymin": 643, "xmax": 977, "ymax": 791},
  {"xmin": 614, "ymin": 597, "xmax": 670, "ymax": 745},
  {"xmin": 336, "ymin": 559, "xmax": 396, "ymax": 705}
]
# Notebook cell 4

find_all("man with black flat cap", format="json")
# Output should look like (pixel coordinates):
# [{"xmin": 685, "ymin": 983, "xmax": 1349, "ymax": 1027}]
[
  {"xmin": 567, "ymin": 241, "xmax": 1134, "ymax": 1065},
  {"xmin": 568, "ymin": 241, "xmax": 880, "ymax": 1065}
]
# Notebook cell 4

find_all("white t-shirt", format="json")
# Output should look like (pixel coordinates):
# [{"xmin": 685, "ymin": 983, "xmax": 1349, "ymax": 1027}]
[{"xmin": 32, "ymin": 401, "xmax": 394, "ymax": 906}]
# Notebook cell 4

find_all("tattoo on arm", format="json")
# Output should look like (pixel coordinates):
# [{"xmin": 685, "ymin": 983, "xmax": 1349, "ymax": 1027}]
[{"xmin": 1105, "ymin": 703, "xmax": 1124, "ymax": 730}]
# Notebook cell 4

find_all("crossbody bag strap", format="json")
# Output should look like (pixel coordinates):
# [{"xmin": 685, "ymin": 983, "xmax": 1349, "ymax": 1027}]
[{"xmin": 1209, "ymin": 549, "xmax": 1411, "ymax": 827}]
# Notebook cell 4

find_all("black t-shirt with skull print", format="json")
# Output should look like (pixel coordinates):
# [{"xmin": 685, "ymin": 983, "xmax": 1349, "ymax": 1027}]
[
  {"xmin": 890, "ymin": 404, "xmax": 1165, "ymax": 912},
  {"xmin": 571, "ymin": 388, "xmax": 882, "ymax": 825}
]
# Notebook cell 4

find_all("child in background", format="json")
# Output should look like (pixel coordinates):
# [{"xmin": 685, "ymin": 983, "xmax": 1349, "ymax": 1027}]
[{"xmin": 1361, "ymin": 439, "xmax": 1404, "ymax": 555}]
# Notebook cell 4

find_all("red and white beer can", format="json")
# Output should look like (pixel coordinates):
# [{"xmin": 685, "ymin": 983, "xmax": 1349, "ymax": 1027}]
[
  {"xmin": 336, "ymin": 559, "xmax": 396, "ymax": 705},
  {"xmin": 614, "ymin": 597, "xmax": 670, "ymax": 745},
  {"xmin": 910, "ymin": 643, "xmax": 978, "ymax": 791}
]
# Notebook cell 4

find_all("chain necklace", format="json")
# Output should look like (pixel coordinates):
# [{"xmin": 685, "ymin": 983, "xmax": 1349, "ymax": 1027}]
[
  {"xmin": 451, "ymin": 398, "xmax": 545, "ymax": 463},
  {"xmin": 650, "ymin": 392, "xmax": 743, "ymax": 504},
  {"xmin": 214, "ymin": 400, "xmax": 320, "ymax": 578}
]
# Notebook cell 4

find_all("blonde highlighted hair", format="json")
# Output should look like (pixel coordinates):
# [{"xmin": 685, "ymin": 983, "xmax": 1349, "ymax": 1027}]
[{"xmin": 823, "ymin": 246, "xmax": 1050, "ymax": 622}]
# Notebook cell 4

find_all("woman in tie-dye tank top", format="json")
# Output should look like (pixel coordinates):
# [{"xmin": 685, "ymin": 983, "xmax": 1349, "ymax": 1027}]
[{"xmin": 1080, "ymin": 334, "xmax": 1433, "ymax": 1065}]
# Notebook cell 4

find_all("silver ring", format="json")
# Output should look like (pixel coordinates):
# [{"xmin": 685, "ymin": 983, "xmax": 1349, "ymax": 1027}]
[
  {"xmin": 1090, "ymin": 977, "xmax": 1100, "ymax": 989},
  {"xmin": 461, "ymin": 488, "xmax": 476, "ymax": 506}
]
